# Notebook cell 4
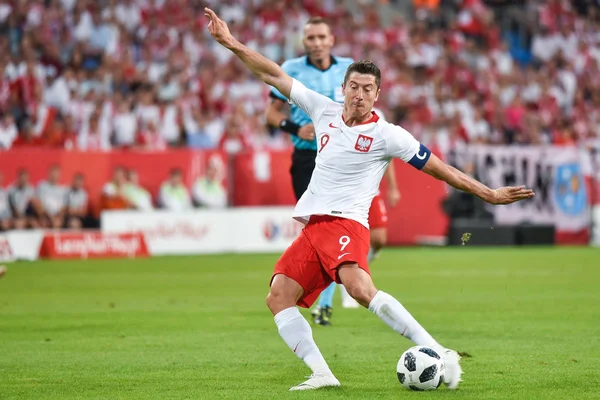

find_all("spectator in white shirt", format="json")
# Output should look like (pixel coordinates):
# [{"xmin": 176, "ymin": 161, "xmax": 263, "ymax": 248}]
[
  {"xmin": 78, "ymin": 112, "xmax": 111, "ymax": 151},
  {"xmin": 112, "ymin": 96, "xmax": 138, "ymax": 147},
  {"xmin": 464, "ymin": 108, "xmax": 491, "ymax": 143},
  {"xmin": 192, "ymin": 156, "xmax": 227, "ymax": 208},
  {"xmin": 0, "ymin": 113, "xmax": 17, "ymax": 150},
  {"xmin": 123, "ymin": 169, "xmax": 154, "ymax": 210},
  {"xmin": 86, "ymin": 9, "xmax": 113, "ymax": 56},
  {"xmin": 44, "ymin": 68, "xmax": 73, "ymax": 114},
  {"xmin": 8, "ymin": 169, "xmax": 36, "ymax": 229},
  {"xmin": 34, "ymin": 165, "xmax": 68, "ymax": 229},
  {"xmin": 114, "ymin": 0, "xmax": 141, "ymax": 33},
  {"xmin": 135, "ymin": 87, "xmax": 160, "ymax": 127},
  {"xmin": 159, "ymin": 168, "xmax": 191, "ymax": 211},
  {"xmin": 532, "ymin": 27, "xmax": 559, "ymax": 64},
  {"xmin": 65, "ymin": 173, "xmax": 89, "ymax": 229},
  {"xmin": 157, "ymin": 101, "xmax": 181, "ymax": 145}
]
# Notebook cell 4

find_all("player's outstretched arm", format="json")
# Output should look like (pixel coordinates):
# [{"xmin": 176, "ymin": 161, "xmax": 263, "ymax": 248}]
[
  {"xmin": 265, "ymin": 98, "xmax": 289, "ymax": 128},
  {"xmin": 204, "ymin": 8, "xmax": 292, "ymax": 99},
  {"xmin": 384, "ymin": 164, "xmax": 401, "ymax": 207},
  {"xmin": 421, "ymin": 153, "xmax": 535, "ymax": 205}
]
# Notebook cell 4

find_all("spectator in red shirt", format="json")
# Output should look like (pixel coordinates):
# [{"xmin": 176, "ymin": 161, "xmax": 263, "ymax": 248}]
[
  {"xmin": 553, "ymin": 118, "xmax": 577, "ymax": 147},
  {"xmin": 13, "ymin": 60, "xmax": 40, "ymax": 114},
  {"xmin": 11, "ymin": 122, "xmax": 45, "ymax": 148},
  {"xmin": 137, "ymin": 121, "xmax": 167, "ymax": 151},
  {"xmin": 219, "ymin": 117, "xmax": 249, "ymax": 154}
]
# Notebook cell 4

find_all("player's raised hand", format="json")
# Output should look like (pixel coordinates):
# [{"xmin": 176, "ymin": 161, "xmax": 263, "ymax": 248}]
[
  {"xmin": 204, "ymin": 7, "xmax": 234, "ymax": 47},
  {"xmin": 491, "ymin": 186, "xmax": 535, "ymax": 205}
]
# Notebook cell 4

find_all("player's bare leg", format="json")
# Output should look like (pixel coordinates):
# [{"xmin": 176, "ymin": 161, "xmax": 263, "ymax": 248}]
[
  {"xmin": 267, "ymin": 274, "xmax": 340, "ymax": 391},
  {"xmin": 368, "ymin": 227, "xmax": 386, "ymax": 264},
  {"xmin": 338, "ymin": 283, "xmax": 358, "ymax": 309},
  {"xmin": 341, "ymin": 227, "xmax": 387, "ymax": 309},
  {"xmin": 337, "ymin": 263, "xmax": 463, "ymax": 389},
  {"xmin": 0, "ymin": 265, "xmax": 6, "ymax": 279}
]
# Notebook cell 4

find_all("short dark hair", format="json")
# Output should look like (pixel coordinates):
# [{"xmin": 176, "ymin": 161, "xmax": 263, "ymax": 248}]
[
  {"xmin": 344, "ymin": 60, "xmax": 381, "ymax": 88},
  {"xmin": 305, "ymin": 16, "xmax": 330, "ymax": 28}
]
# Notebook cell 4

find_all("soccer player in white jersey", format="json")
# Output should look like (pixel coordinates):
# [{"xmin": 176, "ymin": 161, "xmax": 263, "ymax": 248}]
[
  {"xmin": 205, "ymin": 8, "xmax": 535, "ymax": 391},
  {"xmin": 367, "ymin": 107, "xmax": 400, "ymax": 266}
]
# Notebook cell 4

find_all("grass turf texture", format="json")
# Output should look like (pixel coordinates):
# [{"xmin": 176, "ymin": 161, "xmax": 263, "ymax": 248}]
[{"xmin": 0, "ymin": 247, "xmax": 599, "ymax": 400}]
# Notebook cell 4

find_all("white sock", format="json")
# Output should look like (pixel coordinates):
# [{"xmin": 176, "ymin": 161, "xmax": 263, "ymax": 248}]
[
  {"xmin": 274, "ymin": 307, "xmax": 333, "ymax": 376},
  {"xmin": 367, "ymin": 247, "xmax": 379, "ymax": 264},
  {"xmin": 368, "ymin": 291, "xmax": 439, "ymax": 347}
]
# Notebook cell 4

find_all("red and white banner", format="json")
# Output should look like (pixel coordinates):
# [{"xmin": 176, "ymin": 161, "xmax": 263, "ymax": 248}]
[
  {"xmin": 588, "ymin": 139, "xmax": 600, "ymax": 206},
  {"xmin": 39, "ymin": 231, "xmax": 149, "ymax": 259},
  {"xmin": 450, "ymin": 145, "xmax": 591, "ymax": 242}
]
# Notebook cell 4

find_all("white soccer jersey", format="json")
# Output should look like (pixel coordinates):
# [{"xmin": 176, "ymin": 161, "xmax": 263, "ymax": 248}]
[{"xmin": 289, "ymin": 79, "xmax": 430, "ymax": 228}]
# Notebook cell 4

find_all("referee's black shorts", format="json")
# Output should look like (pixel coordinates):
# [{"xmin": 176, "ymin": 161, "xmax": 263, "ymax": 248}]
[{"xmin": 290, "ymin": 149, "xmax": 317, "ymax": 201}]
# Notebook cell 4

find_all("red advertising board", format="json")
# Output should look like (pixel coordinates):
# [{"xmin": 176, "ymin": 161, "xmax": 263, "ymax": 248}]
[{"xmin": 39, "ymin": 231, "xmax": 149, "ymax": 259}]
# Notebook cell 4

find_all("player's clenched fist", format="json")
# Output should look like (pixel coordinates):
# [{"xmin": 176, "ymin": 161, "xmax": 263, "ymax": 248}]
[{"xmin": 204, "ymin": 8, "xmax": 234, "ymax": 47}]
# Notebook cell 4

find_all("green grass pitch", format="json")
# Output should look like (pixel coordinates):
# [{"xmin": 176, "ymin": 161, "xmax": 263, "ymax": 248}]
[{"xmin": 0, "ymin": 247, "xmax": 599, "ymax": 399}]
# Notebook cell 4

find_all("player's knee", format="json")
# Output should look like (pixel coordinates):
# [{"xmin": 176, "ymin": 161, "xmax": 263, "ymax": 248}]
[
  {"xmin": 267, "ymin": 274, "xmax": 304, "ymax": 314},
  {"xmin": 265, "ymin": 289, "xmax": 278, "ymax": 309},
  {"xmin": 344, "ymin": 281, "xmax": 377, "ymax": 307},
  {"xmin": 266, "ymin": 288, "xmax": 294, "ymax": 315}
]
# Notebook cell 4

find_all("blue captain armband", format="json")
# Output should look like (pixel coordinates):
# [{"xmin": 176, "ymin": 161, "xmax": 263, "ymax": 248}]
[{"xmin": 407, "ymin": 143, "xmax": 431, "ymax": 170}]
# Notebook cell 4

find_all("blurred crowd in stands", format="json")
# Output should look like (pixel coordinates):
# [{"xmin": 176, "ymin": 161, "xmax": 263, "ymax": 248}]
[{"xmin": 0, "ymin": 0, "xmax": 598, "ymax": 154}]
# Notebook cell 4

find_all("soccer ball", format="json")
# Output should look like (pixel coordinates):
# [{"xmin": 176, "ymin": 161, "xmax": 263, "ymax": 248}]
[{"xmin": 396, "ymin": 346, "xmax": 445, "ymax": 391}]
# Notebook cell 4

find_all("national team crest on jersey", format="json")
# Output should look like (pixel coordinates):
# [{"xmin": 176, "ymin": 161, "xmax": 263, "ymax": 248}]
[{"xmin": 355, "ymin": 134, "xmax": 373, "ymax": 152}]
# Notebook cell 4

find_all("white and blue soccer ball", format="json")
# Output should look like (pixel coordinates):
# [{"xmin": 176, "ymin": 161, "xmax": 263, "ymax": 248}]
[{"xmin": 396, "ymin": 346, "xmax": 445, "ymax": 391}]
